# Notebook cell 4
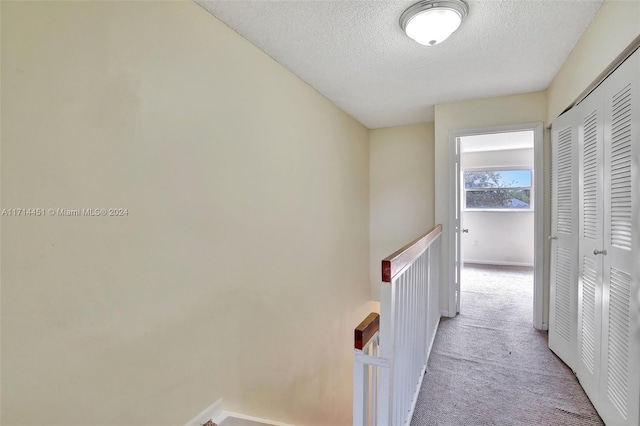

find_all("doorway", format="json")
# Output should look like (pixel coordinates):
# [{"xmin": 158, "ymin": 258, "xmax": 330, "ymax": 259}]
[{"xmin": 448, "ymin": 123, "xmax": 545, "ymax": 330}]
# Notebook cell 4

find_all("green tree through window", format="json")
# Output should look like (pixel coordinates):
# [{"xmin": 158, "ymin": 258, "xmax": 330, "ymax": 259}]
[{"xmin": 464, "ymin": 170, "xmax": 532, "ymax": 209}]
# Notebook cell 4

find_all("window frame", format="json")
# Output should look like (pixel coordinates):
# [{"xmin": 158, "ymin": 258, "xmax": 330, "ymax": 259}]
[{"xmin": 463, "ymin": 166, "xmax": 534, "ymax": 212}]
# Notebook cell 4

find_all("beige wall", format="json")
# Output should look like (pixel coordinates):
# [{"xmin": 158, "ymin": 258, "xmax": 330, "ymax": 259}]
[
  {"xmin": 461, "ymin": 148, "xmax": 535, "ymax": 266},
  {"xmin": 1, "ymin": 2, "xmax": 372, "ymax": 425},
  {"xmin": 463, "ymin": 211, "xmax": 534, "ymax": 266},
  {"xmin": 369, "ymin": 123, "xmax": 435, "ymax": 300},
  {"xmin": 547, "ymin": 0, "xmax": 640, "ymax": 123},
  {"xmin": 434, "ymin": 91, "xmax": 548, "ymax": 317}
]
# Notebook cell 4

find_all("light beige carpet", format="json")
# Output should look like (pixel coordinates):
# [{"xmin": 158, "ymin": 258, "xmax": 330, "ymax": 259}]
[{"xmin": 410, "ymin": 264, "xmax": 603, "ymax": 426}]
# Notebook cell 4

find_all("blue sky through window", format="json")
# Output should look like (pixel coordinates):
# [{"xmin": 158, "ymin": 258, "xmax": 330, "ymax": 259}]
[
  {"xmin": 465, "ymin": 169, "xmax": 532, "ymax": 189},
  {"xmin": 498, "ymin": 170, "xmax": 531, "ymax": 188}
]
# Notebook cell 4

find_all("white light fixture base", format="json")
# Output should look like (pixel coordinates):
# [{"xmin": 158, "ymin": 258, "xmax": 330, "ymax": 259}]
[{"xmin": 400, "ymin": 0, "xmax": 469, "ymax": 46}]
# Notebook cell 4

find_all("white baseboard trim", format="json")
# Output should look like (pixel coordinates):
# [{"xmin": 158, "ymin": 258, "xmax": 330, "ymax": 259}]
[
  {"xmin": 464, "ymin": 260, "xmax": 534, "ymax": 268},
  {"xmin": 186, "ymin": 399, "xmax": 293, "ymax": 426},
  {"xmin": 542, "ymin": 323, "xmax": 549, "ymax": 331},
  {"xmin": 185, "ymin": 398, "xmax": 223, "ymax": 426},
  {"xmin": 215, "ymin": 411, "xmax": 295, "ymax": 426}
]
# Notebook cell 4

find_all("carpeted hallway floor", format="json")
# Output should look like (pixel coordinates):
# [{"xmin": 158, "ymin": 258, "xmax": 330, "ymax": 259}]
[{"xmin": 410, "ymin": 264, "xmax": 603, "ymax": 426}]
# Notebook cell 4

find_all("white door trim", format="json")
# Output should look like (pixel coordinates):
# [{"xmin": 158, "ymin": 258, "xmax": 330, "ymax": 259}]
[{"xmin": 448, "ymin": 122, "xmax": 545, "ymax": 330}]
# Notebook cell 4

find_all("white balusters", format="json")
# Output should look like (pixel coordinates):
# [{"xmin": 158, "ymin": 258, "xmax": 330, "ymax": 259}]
[{"xmin": 354, "ymin": 226, "xmax": 442, "ymax": 426}]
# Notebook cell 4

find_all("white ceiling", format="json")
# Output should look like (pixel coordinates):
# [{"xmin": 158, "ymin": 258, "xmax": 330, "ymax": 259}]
[
  {"xmin": 196, "ymin": 0, "xmax": 603, "ymax": 129},
  {"xmin": 461, "ymin": 130, "xmax": 534, "ymax": 153}
]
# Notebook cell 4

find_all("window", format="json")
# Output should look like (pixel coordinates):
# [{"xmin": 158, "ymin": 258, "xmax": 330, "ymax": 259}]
[{"xmin": 464, "ymin": 169, "xmax": 532, "ymax": 210}]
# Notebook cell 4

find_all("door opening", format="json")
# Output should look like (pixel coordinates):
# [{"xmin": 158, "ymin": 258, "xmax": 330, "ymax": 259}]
[
  {"xmin": 460, "ymin": 132, "xmax": 535, "ymax": 323},
  {"xmin": 448, "ymin": 123, "xmax": 545, "ymax": 330}
]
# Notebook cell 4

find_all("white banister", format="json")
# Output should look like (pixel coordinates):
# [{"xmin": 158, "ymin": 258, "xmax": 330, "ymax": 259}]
[
  {"xmin": 353, "ymin": 225, "xmax": 442, "ymax": 426},
  {"xmin": 353, "ymin": 314, "xmax": 385, "ymax": 426}
]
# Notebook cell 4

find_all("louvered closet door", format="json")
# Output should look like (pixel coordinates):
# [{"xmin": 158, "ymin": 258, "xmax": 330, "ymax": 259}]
[
  {"xmin": 576, "ymin": 91, "xmax": 605, "ymax": 404},
  {"xmin": 598, "ymin": 49, "xmax": 639, "ymax": 426},
  {"xmin": 549, "ymin": 112, "xmax": 579, "ymax": 369}
]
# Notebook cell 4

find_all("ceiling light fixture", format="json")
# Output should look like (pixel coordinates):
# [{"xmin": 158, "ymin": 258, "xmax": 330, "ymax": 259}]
[{"xmin": 400, "ymin": 0, "xmax": 469, "ymax": 46}]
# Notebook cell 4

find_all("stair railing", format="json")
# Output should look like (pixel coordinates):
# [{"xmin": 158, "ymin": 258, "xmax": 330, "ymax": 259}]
[{"xmin": 353, "ymin": 224, "xmax": 442, "ymax": 426}]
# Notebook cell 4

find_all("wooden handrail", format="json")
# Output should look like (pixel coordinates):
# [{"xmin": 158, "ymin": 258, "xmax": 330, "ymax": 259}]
[
  {"xmin": 354, "ymin": 313, "xmax": 380, "ymax": 350},
  {"xmin": 381, "ymin": 224, "xmax": 442, "ymax": 282}
]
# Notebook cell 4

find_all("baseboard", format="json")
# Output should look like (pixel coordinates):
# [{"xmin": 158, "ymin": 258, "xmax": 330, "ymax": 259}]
[
  {"xmin": 185, "ymin": 398, "xmax": 223, "ymax": 426},
  {"xmin": 216, "ymin": 411, "xmax": 295, "ymax": 426},
  {"xmin": 186, "ymin": 399, "xmax": 293, "ymax": 426},
  {"xmin": 464, "ymin": 260, "xmax": 534, "ymax": 268}
]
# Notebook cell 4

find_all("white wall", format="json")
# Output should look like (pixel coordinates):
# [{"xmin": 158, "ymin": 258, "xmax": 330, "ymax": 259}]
[
  {"xmin": 369, "ymin": 123, "xmax": 435, "ymax": 300},
  {"xmin": 547, "ymin": 0, "xmax": 640, "ymax": 123},
  {"xmin": 0, "ymin": 2, "xmax": 373, "ymax": 425},
  {"xmin": 461, "ymin": 148, "xmax": 534, "ymax": 266},
  {"xmin": 434, "ymin": 91, "xmax": 548, "ymax": 317}
]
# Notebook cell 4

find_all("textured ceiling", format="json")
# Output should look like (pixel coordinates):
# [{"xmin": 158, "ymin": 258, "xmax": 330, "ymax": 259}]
[{"xmin": 196, "ymin": 0, "xmax": 603, "ymax": 129}]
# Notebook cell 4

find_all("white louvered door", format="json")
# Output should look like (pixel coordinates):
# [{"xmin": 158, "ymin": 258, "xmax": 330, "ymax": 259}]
[
  {"xmin": 576, "ymin": 90, "xmax": 605, "ymax": 403},
  {"xmin": 549, "ymin": 112, "xmax": 578, "ymax": 370},
  {"xmin": 597, "ymin": 49, "xmax": 639, "ymax": 426},
  {"xmin": 552, "ymin": 49, "xmax": 639, "ymax": 426}
]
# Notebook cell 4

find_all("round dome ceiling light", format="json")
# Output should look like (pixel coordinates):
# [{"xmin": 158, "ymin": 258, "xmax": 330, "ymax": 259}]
[{"xmin": 400, "ymin": 0, "xmax": 469, "ymax": 46}]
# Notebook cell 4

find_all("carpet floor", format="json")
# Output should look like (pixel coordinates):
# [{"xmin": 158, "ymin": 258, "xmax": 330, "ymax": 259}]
[{"xmin": 410, "ymin": 264, "xmax": 603, "ymax": 426}]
